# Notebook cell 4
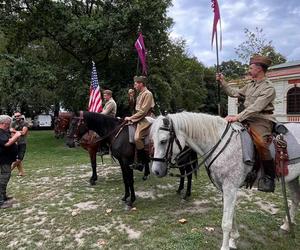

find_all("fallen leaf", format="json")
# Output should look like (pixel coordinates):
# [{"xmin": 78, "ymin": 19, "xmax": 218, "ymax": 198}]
[
  {"xmin": 71, "ymin": 210, "xmax": 79, "ymax": 216},
  {"xmin": 106, "ymin": 208, "xmax": 113, "ymax": 214},
  {"xmin": 97, "ymin": 239, "xmax": 107, "ymax": 246},
  {"xmin": 178, "ymin": 218, "xmax": 187, "ymax": 224},
  {"xmin": 204, "ymin": 226, "xmax": 215, "ymax": 232}
]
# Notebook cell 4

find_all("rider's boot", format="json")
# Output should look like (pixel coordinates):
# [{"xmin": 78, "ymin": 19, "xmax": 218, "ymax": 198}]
[
  {"xmin": 258, "ymin": 159, "xmax": 275, "ymax": 192},
  {"xmin": 130, "ymin": 149, "xmax": 148, "ymax": 172}
]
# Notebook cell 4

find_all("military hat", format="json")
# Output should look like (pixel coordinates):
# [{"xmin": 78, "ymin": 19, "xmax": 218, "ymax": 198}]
[
  {"xmin": 103, "ymin": 89, "xmax": 112, "ymax": 95},
  {"xmin": 134, "ymin": 75, "xmax": 147, "ymax": 84},
  {"xmin": 249, "ymin": 55, "xmax": 272, "ymax": 67}
]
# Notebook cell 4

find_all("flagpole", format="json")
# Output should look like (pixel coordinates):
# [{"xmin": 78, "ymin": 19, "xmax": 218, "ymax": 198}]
[
  {"xmin": 215, "ymin": 30, "xmax": 221, "ymax": 116},
  {"xmin": 136, "ymin": 56, "xmax": 140, "ymax": 75}
]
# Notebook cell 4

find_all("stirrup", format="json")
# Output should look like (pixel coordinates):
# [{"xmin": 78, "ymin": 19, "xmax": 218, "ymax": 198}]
[{"xmin": 258, "ymin": 176, "xmax": 275, "ymax": 193}]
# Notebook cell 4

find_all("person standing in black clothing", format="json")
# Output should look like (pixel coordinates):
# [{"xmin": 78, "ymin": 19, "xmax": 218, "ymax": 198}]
[{"xmin": 0, "ymin": 115, "xmax": 21, "ymax": 209}]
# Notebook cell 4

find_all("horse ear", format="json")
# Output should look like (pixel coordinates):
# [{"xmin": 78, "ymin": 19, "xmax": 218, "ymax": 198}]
[
  {"xmin": 163, "ymin": 118, "xmax": 170, "ymax": 127},
  {"xmin": 145, "ymin": 116, "xmax": 155, "ymax": 124}
]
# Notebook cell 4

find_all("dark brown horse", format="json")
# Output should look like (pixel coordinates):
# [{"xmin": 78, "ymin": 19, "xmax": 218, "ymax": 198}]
[
  {"xmin": 66, "ymin": 111, "xmax": 198, "ymax": 206},
  {"xmin": 54, "ymin": 112, "xmax": 73, "ymax": 138},
  {"xmin": 66, "ymin": 111, "xmax": 150, "ymax": 207}
]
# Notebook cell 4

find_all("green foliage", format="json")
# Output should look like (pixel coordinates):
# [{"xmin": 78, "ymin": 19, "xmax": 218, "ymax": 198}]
[
  {"xmin": 0, "ymin": 0, "xmax": 216, "ymax": 116},
  {"xmin": 219, "ymin": 60, "xmax": 248, "ymax": 80},
  {"xmin": 2, "ymin": 131, "xmax": 300, "ymax": 249},
  {"xmin": 235, "ymin": 27, "xmax": 286, "ymax": 65}
]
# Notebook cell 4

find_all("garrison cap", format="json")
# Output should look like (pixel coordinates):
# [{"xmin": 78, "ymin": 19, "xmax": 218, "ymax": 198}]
[
  {"xmin": 103, "ymin": 89, "xmax": 112, "ymax": 95},
  {"xmin": 249, "ymin": 55, "xmax": 272, "ymax": 67},
  {"xmin": 134, "ymin": 76, "xmax": 147, "ymax": 84}
]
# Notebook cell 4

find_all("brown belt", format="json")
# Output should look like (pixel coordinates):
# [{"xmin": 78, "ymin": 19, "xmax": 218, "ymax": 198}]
[{"xmin": 261, "ymin": 110, "xmax": 273, "ymax": 115}]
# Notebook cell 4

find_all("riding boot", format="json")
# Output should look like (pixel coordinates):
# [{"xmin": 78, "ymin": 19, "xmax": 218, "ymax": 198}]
[
  {"xmin": 130, "ymin": 149, "xmax": 148, "ymax": 172},
  {"xmin": 258, "ymin": 159, "xmax": 275, "ymax": 192}
]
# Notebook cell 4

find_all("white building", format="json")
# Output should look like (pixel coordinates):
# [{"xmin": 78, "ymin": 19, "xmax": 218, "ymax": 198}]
[{"xmin": 228, "ymin": 60, "xmax": 300, "ymax": 122}]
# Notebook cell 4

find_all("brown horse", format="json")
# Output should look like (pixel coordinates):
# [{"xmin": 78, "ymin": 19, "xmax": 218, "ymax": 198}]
[
  {"xmin": 54, "ymin": 112, "xmax": 73, "ymax": 138},
  {"xmin": 66, "ymin": 112, "xmax": 198, "ymax": 207}
]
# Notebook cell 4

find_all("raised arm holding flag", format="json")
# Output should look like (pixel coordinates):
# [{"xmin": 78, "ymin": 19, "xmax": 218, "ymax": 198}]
[{"xmin": 211, "ymin": 0, "xmax": 222, "ymax": 115}]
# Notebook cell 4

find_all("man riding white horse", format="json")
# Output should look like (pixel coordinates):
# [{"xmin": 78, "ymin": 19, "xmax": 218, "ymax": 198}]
[{"xmin": 216, "ymin": 55, "xmax": 276, "ymax": 192}]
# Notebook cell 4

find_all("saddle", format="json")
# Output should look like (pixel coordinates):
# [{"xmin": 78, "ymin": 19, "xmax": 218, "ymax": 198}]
[
  {"xmin": 241, "ymin": 122, "xmax": 300, "ymax": 179},
  {"xmin": 128, "ymin": 124, "xmax": 152, "ymax": 156}
]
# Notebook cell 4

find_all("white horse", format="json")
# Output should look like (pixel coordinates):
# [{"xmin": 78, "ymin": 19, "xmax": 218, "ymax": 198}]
[{"xmin": 150, "ymin": 112, "xmax": 300, "ymax": 250}]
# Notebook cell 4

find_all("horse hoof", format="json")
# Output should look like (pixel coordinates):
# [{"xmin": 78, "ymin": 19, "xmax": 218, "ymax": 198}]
[
  {"xmin": 90, "ymin": 181, "xmax": 96, "ymax": 186},
  {"xmin": 229, "ymin": 238, "xmax": 237, "ymax": 249},
  {"xmin": 125, "ymin": 200, "xmax": 133, "ymax": 209},
  {"xmin": 142, "ymin": 175, "xmax": 148, "ymax": 181}
]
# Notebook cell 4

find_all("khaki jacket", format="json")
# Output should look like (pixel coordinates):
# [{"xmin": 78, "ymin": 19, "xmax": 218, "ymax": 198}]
[
  {"xmin": 101, "ymin": 98, "xmax": 117, "ymax": 117},
  {"xmin": 222, "ymin": 78, "xmax": 276, "ymax": 122},
  {"xmin": 130, "ymin": 87, "xmax": 155, "ymax": 123}
]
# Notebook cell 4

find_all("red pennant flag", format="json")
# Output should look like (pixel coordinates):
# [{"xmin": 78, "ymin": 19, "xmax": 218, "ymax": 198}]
[
  {"xmin": 211, "ymin": 0, "xmax": 222, "ymax": 48},
  {"xmin": 135, "ymin": 32, "xmax": 147, "ymax": 75}
]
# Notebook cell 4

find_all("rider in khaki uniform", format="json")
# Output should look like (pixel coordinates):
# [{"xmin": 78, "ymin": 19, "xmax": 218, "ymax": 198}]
[
  {"xmin": 101, "ymin": 90, "xmax": 117, "ymax": 117},
  {"xmin": 216, "ymin": 55, "xmax": 276, "ymax": 192},
  {"xmin": 125, "ymin": 76, "xmax": 155, "ymax": 171}
]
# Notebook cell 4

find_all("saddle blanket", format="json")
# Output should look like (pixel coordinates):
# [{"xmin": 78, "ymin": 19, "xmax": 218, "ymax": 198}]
[
  {"xmin": 128, "ymin": 124, "xmax": 150, "ymax": 145},
  {"xmin": 240, "ymin": 122, "xmax": 300, "ymax": 165}
]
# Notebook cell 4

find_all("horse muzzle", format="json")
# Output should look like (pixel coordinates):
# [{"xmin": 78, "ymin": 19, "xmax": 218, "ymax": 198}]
[{"xmin": 151, "ymin": 161, "xmax": 168, "ymax": 177}]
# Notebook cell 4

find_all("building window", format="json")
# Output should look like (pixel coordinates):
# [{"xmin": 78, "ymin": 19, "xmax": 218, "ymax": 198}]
[{"xmin": 287, "ymin": 87, "xmax": 300, "ymax": 114}]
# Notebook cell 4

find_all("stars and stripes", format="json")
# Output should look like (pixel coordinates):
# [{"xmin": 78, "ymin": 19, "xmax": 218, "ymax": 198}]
[{"xmin": 88, "ymin": 61, "xmax": 102, "ymax": 112}]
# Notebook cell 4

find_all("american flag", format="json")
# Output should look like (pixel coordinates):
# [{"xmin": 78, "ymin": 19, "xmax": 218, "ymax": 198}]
[{"xmin": 88, "ymin": 61, "xmax": 102, "ymax": 112}]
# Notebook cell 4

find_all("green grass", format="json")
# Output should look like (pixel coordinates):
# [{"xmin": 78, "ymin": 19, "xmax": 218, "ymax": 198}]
[{"xmin": 0, "ymin": 130, "xmax": 299, "ymax": 249}]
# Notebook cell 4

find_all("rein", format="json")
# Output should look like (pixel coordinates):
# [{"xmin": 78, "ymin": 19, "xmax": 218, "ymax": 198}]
[
  {"xmin": 152, "ymin": 118, "xmax": 232, "ymax": 180},
  {"xmin": 174, "ymin": 122, "xmax": 232, "ymax": 180},
  {"xmin": 151, "ymin": 119, "xmax": 182, "ymax": 164},
  {"xmin": 73, "ymin": 117, "xmax": 127, "ymax": 146}
]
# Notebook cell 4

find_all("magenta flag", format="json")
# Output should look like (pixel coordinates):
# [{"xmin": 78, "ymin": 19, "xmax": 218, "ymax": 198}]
[
  {"xmin": 211, "ymin": 0, "xmax": 222, "ymax": 49},
  {"xmin": 135, "ymin": 33, "xmax": 147, "ymax": 75}
]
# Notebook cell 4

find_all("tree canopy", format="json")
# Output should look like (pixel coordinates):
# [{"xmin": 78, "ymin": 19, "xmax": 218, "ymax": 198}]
[
  {"xmin": 1, "ymin": 0, "xmax": 213, "ymax": 116},
  {"xmin": 235, "ymin": 27, "xmax": 286, "ymax": 65}
]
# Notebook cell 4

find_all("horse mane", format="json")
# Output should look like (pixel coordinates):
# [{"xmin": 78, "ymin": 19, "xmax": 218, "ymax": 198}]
[
  {"xmin": 151, "ymin": 112, "xmax": 227, "ymax": 145},
  {"xmin": 83, "ymin": 112, "xmax": 122, "ymax": 136}
]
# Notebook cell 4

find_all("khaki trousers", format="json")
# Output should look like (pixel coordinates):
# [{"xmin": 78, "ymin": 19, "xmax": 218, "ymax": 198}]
[
  {"xmin": 134, "ymin": 118, "xmax": 151, "ymax": 150},
  {"xmin": 247, "ymin": 119, "xmax": 273, "ymax": 161}
]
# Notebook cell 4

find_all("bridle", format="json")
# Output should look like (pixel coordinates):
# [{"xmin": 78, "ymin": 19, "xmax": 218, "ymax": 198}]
[
  {"xmin": 151, "ymin": 117, "xmax": 183, "ymax": 166},
  {"xmin": 67, "ymin": 116, "xmax": 89, "ymax": 144},
  {"xmin": 68, "ymin": 115, "xmax": 127, "ymax": 146},
  {"xmin": 151, "ymin": 117, "xmax": 233, "ymax": 182}
]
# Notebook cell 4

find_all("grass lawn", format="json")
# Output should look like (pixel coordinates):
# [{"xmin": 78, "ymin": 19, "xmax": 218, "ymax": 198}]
[{"xmin": 0, "ymin": 130, "xmax": 299, "ymax": 249}]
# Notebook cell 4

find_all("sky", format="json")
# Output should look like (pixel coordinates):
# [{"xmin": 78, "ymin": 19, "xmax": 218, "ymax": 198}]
[{"xmin": 167, "ymin": 0, "xmax": 300, "ymax": 66}]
